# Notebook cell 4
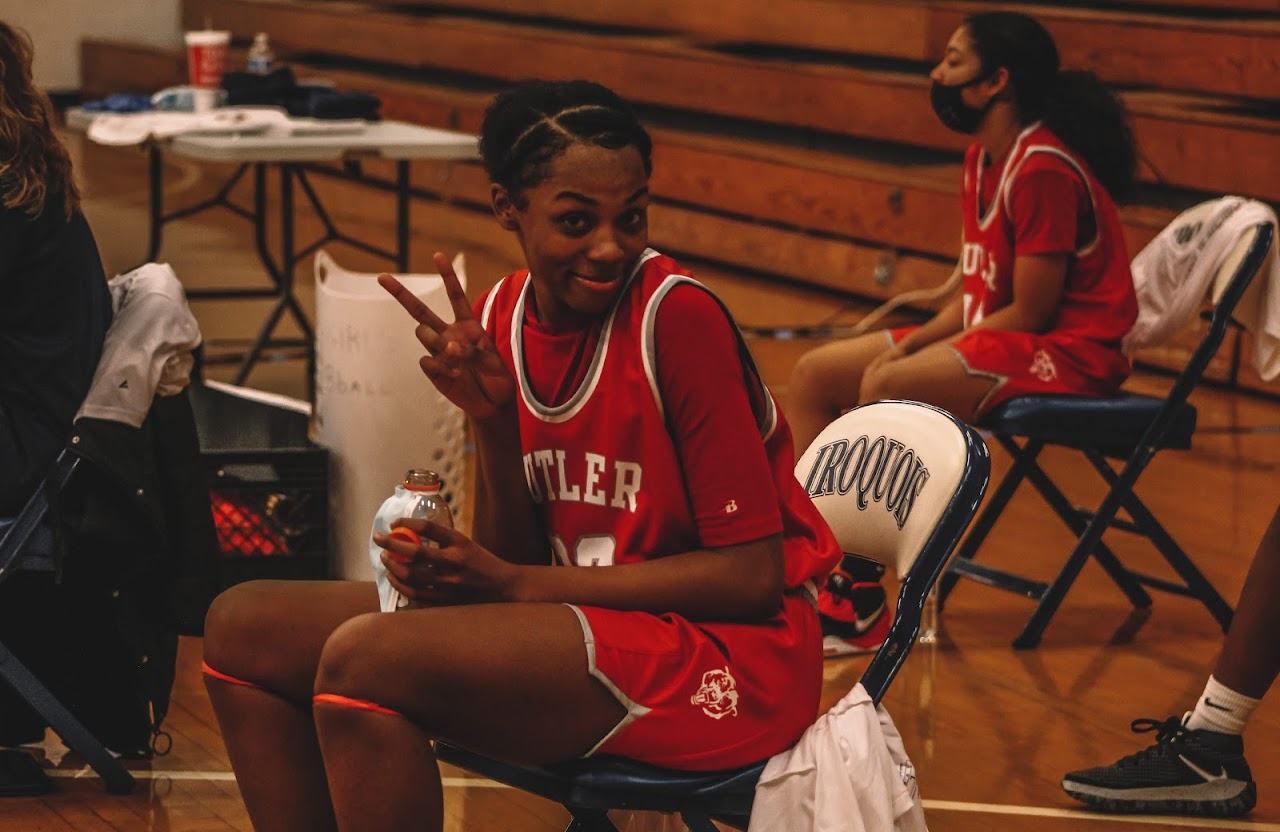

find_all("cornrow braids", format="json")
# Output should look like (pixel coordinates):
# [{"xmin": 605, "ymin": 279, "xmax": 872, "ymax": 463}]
[{"xmin": 480, "ymin": 80, "xmax": 652, "ymax": 206}]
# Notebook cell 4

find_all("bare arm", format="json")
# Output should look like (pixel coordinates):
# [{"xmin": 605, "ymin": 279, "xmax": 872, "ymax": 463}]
[
  {"xmin": 470, "ymin": 409, "xmax": 552, "ymax": 566},
  {"xmin": 898, "ymin": 292, "xmax": 965, "ymax": 355},
  {"xmin": 379, "ymin": 524, "xmax": 786, "ymax": 622},
  {"xmin": 966, "ymin": 252, "xmax": 1068, "ymax": 335},
  {"xmin": 512, "ymin": 535, "xmax": 785, "ymax": 621}
]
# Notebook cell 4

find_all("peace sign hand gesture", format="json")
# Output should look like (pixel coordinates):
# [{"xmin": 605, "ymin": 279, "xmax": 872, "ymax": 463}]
[{"xmin": 378, "ymin": 252, "xmax": 515, "ymax": 420}]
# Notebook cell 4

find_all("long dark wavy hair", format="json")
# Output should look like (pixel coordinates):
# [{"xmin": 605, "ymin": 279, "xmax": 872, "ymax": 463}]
[
  {"xmin": 965, "ymin": 11, "xmax": 1137, "ymax": 202},
  {"xmin": 0, "ymin": 21, "xmax": 79, "ymax": 218}
]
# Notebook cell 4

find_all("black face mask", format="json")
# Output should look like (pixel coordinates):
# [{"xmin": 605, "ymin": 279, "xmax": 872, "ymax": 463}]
[{"xmin": 930, "ymin": 75, "xmax": 995, "ymax": 134}]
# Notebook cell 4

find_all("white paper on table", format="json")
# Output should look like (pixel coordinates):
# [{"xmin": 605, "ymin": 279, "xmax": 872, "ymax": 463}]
[
  {"xmin": 86, "ymin": 107, "xmax": 291, "ymax": 146},
  {"xmin": 313, "ymin": 249, "xmax": 468, "ymax": 581}
]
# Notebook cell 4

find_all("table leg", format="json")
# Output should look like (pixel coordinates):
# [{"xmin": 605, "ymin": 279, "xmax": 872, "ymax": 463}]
[
  {"xmin": 280, "ymin": 164, "xmax": 317, "ymax": 399},
  {"xmin": 146, "ymin": 144, "xmax": 163, "ymax": 263},
  {"xmin": 234, "ymin": 164, "xmax": 297, "ymax": 386},
  {"xmin": 396, "ymin": 159, "xmax": 410, "ymax": 273},
  {"xmin": 252, "ymin": 163, "xmax": 281, "ymax": 284}
]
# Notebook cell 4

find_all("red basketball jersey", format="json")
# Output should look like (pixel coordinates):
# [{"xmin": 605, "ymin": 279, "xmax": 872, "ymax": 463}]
[
  {"xmin": 960, "ymin": 123, "xmax": 1137, "ymax": 345},
  {"xmin": 480, "ymin": 249, "xmax": 840, "ymax": 590}
]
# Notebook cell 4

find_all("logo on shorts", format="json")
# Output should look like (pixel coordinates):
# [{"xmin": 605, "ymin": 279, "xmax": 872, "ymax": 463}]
[
  {"xmin": 724, "ymin": 499, "xmax": 738, "ymax": 514},
  {"xmin": 1029, "ymin": 349, "xmax": 1058, "ymax": 382},
  {"xmin": 690, "ymin": 667, "xmax": 739, "ymax": 719}
]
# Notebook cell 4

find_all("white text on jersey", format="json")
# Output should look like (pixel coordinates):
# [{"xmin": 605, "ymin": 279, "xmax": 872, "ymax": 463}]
[{"xmin": 523, "ymin": 450, "xmax": 643, "ymax": 512}]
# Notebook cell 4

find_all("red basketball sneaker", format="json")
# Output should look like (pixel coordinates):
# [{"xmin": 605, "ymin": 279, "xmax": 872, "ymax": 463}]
[{"xmin": 818, "ymin": 570, "xmax": 890, "ymax": 658}]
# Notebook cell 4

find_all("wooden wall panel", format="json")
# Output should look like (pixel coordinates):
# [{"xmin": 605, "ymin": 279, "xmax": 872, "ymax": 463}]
[
  {"xmin": 925, "ymin": 4, "xmax": 1280, "ymax": 101},
  {"xmin": 181, "ymin": 0, "xmax": 1280, "ymax": 202},
  {"xmin": 650, "ymin": 205, "xmax": 957, "ymax": 302},
  {"xmin": 366, "ymin": 0, "xmax": 1280, "ymax": 102},
  {"xmin": 79, "ymin": 40, "xmax": 185, "ymax": 98},
  {"xmin": 355, "ymin": 0, "xmax": 933, "ymax": 60}
]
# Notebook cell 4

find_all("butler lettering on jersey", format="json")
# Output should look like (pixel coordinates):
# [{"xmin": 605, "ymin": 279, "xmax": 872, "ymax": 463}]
[
  {"xmin": 522, "ymin": 449, "xmax": 643, "ymax": 512},
  {"xmin": 801, "ymin": 435, "xmax": 930, "ymax": 529}
]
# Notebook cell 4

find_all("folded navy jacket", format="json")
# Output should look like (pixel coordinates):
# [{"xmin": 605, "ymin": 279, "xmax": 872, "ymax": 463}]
[{"xmin": 221, "ymin": 67, "xmax": 381, "ymax": 121}]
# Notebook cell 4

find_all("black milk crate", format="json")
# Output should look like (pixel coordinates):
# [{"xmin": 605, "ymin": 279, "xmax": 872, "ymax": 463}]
[{"xmin": 189, "ymin": 382, "xmax": 330, "ymax": 589}]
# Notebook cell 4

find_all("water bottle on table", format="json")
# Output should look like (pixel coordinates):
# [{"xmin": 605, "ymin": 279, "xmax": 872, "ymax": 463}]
[
  {"xmin": 247, "ymin": 32, "xmax": 275, "ymax": 75},
  {"xmin": 369, "ymin": 469, "xmax": 454, "ymax": 613}
]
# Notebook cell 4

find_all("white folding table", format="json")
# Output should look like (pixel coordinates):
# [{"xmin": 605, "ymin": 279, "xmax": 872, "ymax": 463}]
[{"xmin": 73, "ymin": 110, "xmax": 478, "ymax": 393}]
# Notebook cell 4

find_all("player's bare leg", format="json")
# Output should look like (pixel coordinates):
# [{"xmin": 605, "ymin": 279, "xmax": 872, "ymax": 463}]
[
  {"xmin": 859, "ymin": 341, "xmax": 997, "ymax": 423},
  {"xmin": 312, "ymin": 603, "xmax": 627, "ymax": 832},
  {"xmin": 787, "ymin": 332, "xmax": 895, "ymax": 457},
  {"xmin": 202, "ymin": 580, "xmax": 379, "ymax": 832},
  {"xmin": 1214, "ymin": 503, "xmax": 1280, "ymax": 698}
]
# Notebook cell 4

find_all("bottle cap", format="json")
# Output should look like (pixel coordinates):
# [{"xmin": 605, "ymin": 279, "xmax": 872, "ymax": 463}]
[
  {"xmin": 403, "ymin": 469, "xmax": 443, "ymax": 492},
  {"xmin": 389, "ymin": 526, "xmax": 421, "ymax": 545},
  {"xmin": 386, "ymin": 526, "xmax": 420, "ymax": 564}
]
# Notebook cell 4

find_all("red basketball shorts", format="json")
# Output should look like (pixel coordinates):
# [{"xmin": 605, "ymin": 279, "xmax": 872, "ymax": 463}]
[
  {"xmin": 568, "ymin": 590, "xmax": 822, "ymax": 770},
  {"xmin": 890, "ymin": 326, "xmax": 1132, "ymax": 418}
]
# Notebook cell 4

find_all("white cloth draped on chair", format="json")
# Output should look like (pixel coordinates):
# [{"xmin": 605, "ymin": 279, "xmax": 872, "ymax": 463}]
[
  {"xmin": 749, "ymin": 683, "xmax": 926, "ymax": 832},
  {"xmin": 1123, "ymin": 196, "xmax": 1280, "ymax": 380}
]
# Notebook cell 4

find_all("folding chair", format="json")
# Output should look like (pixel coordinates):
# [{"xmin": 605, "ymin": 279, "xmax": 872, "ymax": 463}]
[
  {"xmin": 0, "ymin": 450, "xmax": 135, "ymax": 795},
  {"xmin": 436, "ymin": 399, "xmax": 990, "ymax": 831},
  {"xmin": 0, "ymin": 264, "xmax": 217, "ymax": 794},
  {"xmin": 939, "ymin": 214, "xmax": 1276, "ymax": 649}
]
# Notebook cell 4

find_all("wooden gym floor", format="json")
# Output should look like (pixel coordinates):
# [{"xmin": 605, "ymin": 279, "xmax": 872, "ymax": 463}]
[{"xmin": 2, "ymin": 130, "xmax": 1278, "ymax": 831}]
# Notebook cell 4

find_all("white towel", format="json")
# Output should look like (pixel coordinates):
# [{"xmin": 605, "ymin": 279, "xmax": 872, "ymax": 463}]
[
  {"xmin": 77, "ymin": 263, "xmax": 202, "ymax": 427},
  {"xmin": 749, "ymin": 684, "xmax": 927, "ymax": 832}
]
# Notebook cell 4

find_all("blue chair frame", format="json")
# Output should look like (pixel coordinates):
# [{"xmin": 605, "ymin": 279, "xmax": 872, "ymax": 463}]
[
  {"xmin": 939, "ymin": 221, "xmax": 1275, "ymax": 649},
  {"xmin": 437, "ymin": 400, "xmax": 990, "ymax": 831}
]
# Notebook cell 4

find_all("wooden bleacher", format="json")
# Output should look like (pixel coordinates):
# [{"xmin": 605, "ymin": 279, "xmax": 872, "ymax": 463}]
[{"xmin": 79, "ymin": 0, "xmax": 1280, "ymax": 394}]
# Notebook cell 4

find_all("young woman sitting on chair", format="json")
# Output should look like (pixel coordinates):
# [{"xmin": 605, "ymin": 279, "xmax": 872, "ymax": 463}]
[
  {"xmin": 787, "ymin": 11, "xmax": 1141, "ymax": 657},
  {"xmin": 201, "ymin": 79, "xmax": 843, "ymax": 832}
]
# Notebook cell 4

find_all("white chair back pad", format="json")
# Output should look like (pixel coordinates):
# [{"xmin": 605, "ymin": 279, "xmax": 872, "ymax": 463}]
[{"xmin": 794, "ymin": 402, "xmax": 967, "ymax": 575}]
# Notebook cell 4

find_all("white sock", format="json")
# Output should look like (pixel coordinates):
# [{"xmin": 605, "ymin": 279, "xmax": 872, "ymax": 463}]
[{"xmin": 1184, "ymin": 675, "xmax": 1260, "ymax": 735}]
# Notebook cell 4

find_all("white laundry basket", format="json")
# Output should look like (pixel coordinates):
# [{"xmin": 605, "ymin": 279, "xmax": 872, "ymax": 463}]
[{"xmin": 314, "ymin": 249, "xmax": 468, "ymax": 580}]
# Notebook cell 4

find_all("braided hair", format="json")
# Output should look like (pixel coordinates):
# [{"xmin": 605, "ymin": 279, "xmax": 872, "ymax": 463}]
[{"xmin": 480, "ymin": 80, "xmax": 653, "ymax": 207}]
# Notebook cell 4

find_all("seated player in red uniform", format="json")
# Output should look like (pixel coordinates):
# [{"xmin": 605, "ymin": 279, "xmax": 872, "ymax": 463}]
[
  {"xmin": 200, "ymin": 79, "xmax": 843, "ymax": 832},
  {"xmin": 787, "ymin": 11, "xmax": 1140, "ymax": 656}
]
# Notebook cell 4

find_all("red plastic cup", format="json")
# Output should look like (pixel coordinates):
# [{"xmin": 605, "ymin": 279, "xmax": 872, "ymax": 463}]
[{"xmin": 184, "ymin": 30, "xmax": 230, "ymax": 111}]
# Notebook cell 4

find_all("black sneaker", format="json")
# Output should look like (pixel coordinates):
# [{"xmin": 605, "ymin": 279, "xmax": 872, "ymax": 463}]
[{"xmin": 1062, "ymin": 716, "xmax": 1256, "ymax": 817}]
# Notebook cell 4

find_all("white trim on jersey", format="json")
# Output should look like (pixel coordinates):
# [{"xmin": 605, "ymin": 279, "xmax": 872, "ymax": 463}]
[
  {"xmin": 480, "ymin": 276, "xmax": 507, "ymax": 330},
  {"xmin": 975, "ymin": 122, "xmax": 1040, "ymax": 233},
  {"xmin": 511, "ymin": 248, "xmax": 662, "ymax": 424},
  {"xmin": 640, "ymin": 274, "xmax": 779, "ymax": 443},
  {"xmin": 1001, "ymin": 145, "xmax": 1102, "ymax": 258}
]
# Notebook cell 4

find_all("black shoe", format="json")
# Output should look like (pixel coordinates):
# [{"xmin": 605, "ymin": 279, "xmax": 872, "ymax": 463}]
[
  {"xmin": 0, "ymin": 749, "xmax": 53, "ymax": 797},
  {"xmin": 1062, "ymin": 716, "xmax": 1256, "ymax": 817}
]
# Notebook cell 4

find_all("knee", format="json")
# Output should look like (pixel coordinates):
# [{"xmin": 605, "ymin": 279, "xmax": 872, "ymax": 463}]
[
  {"xmin": 859, "ymin": 363, "xmax": 894, "ymax": 405},
  {"xmin": 314, "ymin": 614, "xmax": 383, "ymax": 697},
  {"xmin": 203, "ymin": 581, "xmax": 277, "ymax": 673},
  {"xmin": 789, "ymin": 349, "xmax": 835, "ymax": 406}
]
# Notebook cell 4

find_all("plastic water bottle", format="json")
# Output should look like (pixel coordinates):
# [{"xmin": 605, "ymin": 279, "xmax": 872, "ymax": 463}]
[
  {"xmin": 369, "ymin": 469, "xmax": 453, "ymax": 612},
  {"xmin": 246, "ymin": 32, "xmax": 275, "ymax": 74}
]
